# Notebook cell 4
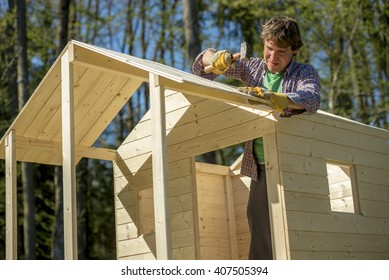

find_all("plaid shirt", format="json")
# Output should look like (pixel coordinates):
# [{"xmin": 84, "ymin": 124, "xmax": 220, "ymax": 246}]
[{"xmin": 192, "ymin": 48, "xmax": 321, "ymax": 181}]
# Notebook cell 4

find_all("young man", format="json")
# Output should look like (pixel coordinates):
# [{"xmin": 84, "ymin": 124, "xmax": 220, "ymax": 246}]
[{"xmin": 192, "ymin": 16, "xmax": 321, "ymax": 260}]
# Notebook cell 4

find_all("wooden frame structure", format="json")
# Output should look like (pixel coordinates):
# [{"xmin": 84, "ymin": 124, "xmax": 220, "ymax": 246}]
[{"xmin": 1, "ymin": 40, "xmax": 389, "ymax": 260}]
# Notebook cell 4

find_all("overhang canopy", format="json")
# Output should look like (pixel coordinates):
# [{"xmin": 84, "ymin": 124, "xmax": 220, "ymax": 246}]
[{"xmin": 0, "ymin": 40, "xmax": 272, "ymax": 165}]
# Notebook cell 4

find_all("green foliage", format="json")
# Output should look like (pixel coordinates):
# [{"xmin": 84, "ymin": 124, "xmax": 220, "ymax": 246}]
[
  {"xmin": 34, "ymin": 166, "xmax": 56, "ymax": 259},
  {"xmin": 80, "ymin": 159, "xmax": 116, "ymax": 260}
]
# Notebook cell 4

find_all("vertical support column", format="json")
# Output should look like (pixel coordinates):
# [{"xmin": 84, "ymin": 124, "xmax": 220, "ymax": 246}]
[
  {"xmin": 149, "ymin": 73, "xmax": 172, "ymax": 260},
  {"xmin": 5, "ymin": 129, "xmax": 17, "ymax": 260},
  {"xmin": 224, "ymin": 175, "xmax": 238, "ymax": 259},
  {"xmin": 61, "ymin": 48, "xmax": 78, "ymax": 260},
  {"xmin": 263, "ymin": 132, "xmax": 289, "ymax": 260}
]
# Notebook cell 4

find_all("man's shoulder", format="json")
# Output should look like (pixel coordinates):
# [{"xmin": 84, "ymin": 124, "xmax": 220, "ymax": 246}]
[
  {"xmin": 289, "ymin": 60, "xmax": 315, "ymax": 70},
  {"xmin": 288, "ymin": 60, "xmax": 319, "ymax": 76},
  {"xmin": 247, "ymin": 57, "xmax": 265, "ymax": 68}
]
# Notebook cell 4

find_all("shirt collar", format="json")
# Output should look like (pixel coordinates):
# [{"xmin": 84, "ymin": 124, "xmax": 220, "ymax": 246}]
[{"xmin": 283, "ymin": 60, "xmax": 296, "ymax": 76}]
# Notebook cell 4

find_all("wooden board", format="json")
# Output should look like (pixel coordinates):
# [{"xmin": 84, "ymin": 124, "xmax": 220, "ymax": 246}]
[
  {"xmin": 288, "ymin": 230, "xmax": 389, "ymax": 253},
  {"xmin": 286, "ymin": 211, "xmax": 389, "ymax": 235},
  {"xmin": 278, "ymin": 133, "xmax": 389, "ymax": 170},
  {"xmin": 196, "ymin": 171, "xmax": 230, "ymax": 259},
  {"xmin": 290, "ymin": 250, "xmax": 389, "ymax": 260},
  {"xmin": 231, "ymin": 175, "xmax": 250, "ymax": 259},
  {"xmin": 277, "ymin": 116, "xmax": 389, "ymax": 155},
  {"xmin": 115, "ymin": 156, "xmax": 198, "ymax": 260}
]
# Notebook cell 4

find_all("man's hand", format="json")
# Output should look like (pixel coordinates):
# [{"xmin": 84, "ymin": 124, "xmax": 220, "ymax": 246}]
[
  {"xmin": 211, "ymin": 50, "xmax": 233, "ymax": 74},
  {"xmin": 238, "ymin": 87, "xmax": 289, "ymax": 111}
]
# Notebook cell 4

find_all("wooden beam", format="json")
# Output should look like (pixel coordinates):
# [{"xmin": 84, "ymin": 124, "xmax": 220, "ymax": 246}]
[
  {"xmin": 150, "ymin": 73, "xmax": 172, "ymax": 260},
  {"xmin": 14, "ymin": 136, "xmax": 117, "ymax": 162},
  {"xmin": 70, "ymin": 41, "xmax": 273, "ymax": 112},
  {"xmin": 159, "ymin": 76, "xmax": 274, "ymax": 111},
  {"xmin": 195, "ymin": 162, "xmax": 231, "ymax": 176},
  {"xmin": 263, "ymin": 132, "xmax": 289, "ymax": 260},
  {"xmin": 71, "ymin": 40, "xmax": 183, "ymax": 83},
  {"xmin": 71, "ymin": 42, "xmax": 148, "ymax": 82},
  {"xmin": 5, "ymin": 129, "xmax": 17, "ymax": 260},
  {"xmin": 76, "ymin": 146, "xmax": 117, "ymax": 162},
  {"xmin": 61, "ymin": 47, "xmax": 78, "ymax": 260},
  {"xmin": 190, "ymin": 157, "xmax": 201, "ymax": 260},
  {"xmin": 230, "ymin": 154, "xmax": 243, "ymax": 172},
  {"xmin": 224, "ymin": 174, "xmax": 238, "ymax": 259}
]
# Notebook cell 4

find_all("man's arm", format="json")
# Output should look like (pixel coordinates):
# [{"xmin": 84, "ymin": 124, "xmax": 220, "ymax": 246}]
[
  {"xmin": 287, "ymin": 99, "xmax": 305, "ymax": 109},
  {"xmin": 201, "ymin": 49, "xmax": 215, "ymax": 67},
  {"xmin": 192, "ymin": 48, "xmax": 218, "ymax": 79}
]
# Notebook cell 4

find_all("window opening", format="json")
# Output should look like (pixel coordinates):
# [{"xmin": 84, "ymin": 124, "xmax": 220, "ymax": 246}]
[{"xmin": 326, "ymin": 162, "xmax": 359, "ymax": 214}]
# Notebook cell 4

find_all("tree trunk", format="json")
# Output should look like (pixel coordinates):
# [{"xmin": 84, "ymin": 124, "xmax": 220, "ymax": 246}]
[
  {"xmin": 5, "ymin": 0, "xmax": 18, "ymax": 120},
  {"xmin": 52, "ymin": 167, "xmax": 64, "ymax": 259},
  {"xmin": 21, "ymin": 163, "xmax": 35, "ymax": 259},
  {"xmin": 17, "ymin": 0, "xmax": 36, "ymax": 260},
  {"xmin": 183, "ymin": 0, "xmax": 217, "ymax": 163},
  {"xmin": 77, "ymin": 159, "xmax": 88, "ymax": 259},
  {"xmin": 183, "ymin": 0, "xmax": 201, "ymax": 66},
  {"xmin": 57, "ymin": 0, "xmax": 70, "ymax": 51}
]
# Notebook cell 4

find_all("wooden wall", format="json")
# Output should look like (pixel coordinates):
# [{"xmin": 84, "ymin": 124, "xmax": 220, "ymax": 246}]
[
  {"xmin": 276, "ymin": 112, "xmax": 389, "ymax": 259},
  {"xmin": 114, "ymin": 89, "xmax": 201, "ymax": 260},
  {"xmin": 113, "ymin": 88, "xmax": 275, "ymax": 260},
  {"xmin": 231, "ymin": 174, "xmax": 251, "ymax": 259},
  {"xmin": 196, "ymin": 163, "xmax": 231, "ymax": 259},
  {"xmin": 178, "ymin": 161, "xmax": 252, "ymax": 260},
  {"xmin": 195, "ymin": 162, "xmax": 251, "ymax": 260},
  {"xmin": 113, "ymin": 84, "xmax": 389, "ymax": 260},
  {"xmin": 114, "ymin": 157, "xmax": 199, "ymax": 260}
]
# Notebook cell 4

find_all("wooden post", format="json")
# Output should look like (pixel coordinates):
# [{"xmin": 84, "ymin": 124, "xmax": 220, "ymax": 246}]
[
  {"xmin": 263, "ymin": 132, "xmax": 289, "ymax": 259},
  {"xmin": 149, "ymin": 73, "xmax": 172, "ymax": 260},
  {"xmin": 61, "ymin": 48, "xmax": 78, "ymax": 260},
  {"xmin": 225, "ymin": 175, "xmax": 238, "ymax": 259},
  {"xmin": 5, "ymin": 129, "xmax": 17, "ymax": 260}
]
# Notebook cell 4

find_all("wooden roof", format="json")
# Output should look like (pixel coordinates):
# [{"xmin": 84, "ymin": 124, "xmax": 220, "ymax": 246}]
[{"xmin": 0, "ymin": 40, "xmax": 272, "ymax": 165}]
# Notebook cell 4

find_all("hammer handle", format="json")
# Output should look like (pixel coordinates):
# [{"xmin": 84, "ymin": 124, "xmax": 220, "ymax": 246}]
[{"xmin": 204, "ymin": 52, "xmax": 241, "ymax": 74}]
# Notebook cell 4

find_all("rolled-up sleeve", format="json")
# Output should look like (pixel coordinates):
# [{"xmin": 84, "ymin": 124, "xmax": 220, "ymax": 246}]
[{"xmin": 284, "ymin": 64, "xmax": 321, "ymax": 114}]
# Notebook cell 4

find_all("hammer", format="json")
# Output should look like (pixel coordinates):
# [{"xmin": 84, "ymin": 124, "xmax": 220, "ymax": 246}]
[{"xmin": 204, "ymin": 42, "xmax": 251, "ymax": 74}]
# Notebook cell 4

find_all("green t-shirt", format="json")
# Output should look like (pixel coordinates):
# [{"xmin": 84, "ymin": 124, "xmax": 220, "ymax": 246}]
[
  {"xmin": 264, "ymin": 70, "xmax": 284, "ymax": 93},
  {"xmin": 253, "ymin": 70, "xmax": 285, "ymax": 164}
]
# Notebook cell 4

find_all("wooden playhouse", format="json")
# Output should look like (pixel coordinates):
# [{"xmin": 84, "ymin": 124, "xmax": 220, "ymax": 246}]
[{"xmin": 1, "ymin": 40, "xmax": 389, "ymax": 260}]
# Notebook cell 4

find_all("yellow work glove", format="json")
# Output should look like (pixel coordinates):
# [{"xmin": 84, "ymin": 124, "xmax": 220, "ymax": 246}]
[
  {"xmin": 211, "ymin": 50, "xmax": 233, "ymax": 74},
  {"xmin": 238, "ymin": 86, "xmax": 289, "ymax": 112}
]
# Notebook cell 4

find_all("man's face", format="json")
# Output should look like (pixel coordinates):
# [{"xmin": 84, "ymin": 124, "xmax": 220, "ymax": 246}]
[{"xmin": 263, "ymin": 39, "xmax": 298, "ymax": 74}]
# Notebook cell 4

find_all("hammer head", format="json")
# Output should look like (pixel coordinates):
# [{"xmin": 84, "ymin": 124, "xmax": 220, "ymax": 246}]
[
  {"xmin": 204, "ymin": 42, "xmax": 251, "ymax": 74},
  {"xmin": 240, "ymin": 42, "xmax": 251, "ymax": 62}
]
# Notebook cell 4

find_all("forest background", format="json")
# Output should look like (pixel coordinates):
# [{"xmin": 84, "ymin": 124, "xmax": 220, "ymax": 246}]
[{"xmin": 0, "ymin": 0, "xmax": 388, "ymax": 260}]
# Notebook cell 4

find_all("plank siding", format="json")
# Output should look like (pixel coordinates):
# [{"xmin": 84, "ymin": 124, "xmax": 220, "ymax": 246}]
[
  {"xmin": 231, "ymin": 175, "xmax": 250, "ymax": 260},
  {"xmin": 196, "ymin": 171, "xmax": 230, "ymax": 260},
  {"xmin": 289, "ymin": 231, "xmax": 389, "ymax": 252},
  {"xmin": 290, "ymin": 250, "xmax": 389, "ymax": 260},
  {"xmin": 277, "ymin": 113, "xmax": 389, "ymax": 259},
  {"xmin": 114, "ymin": 155, "xmax": 198, "ymax": 260},
  {"xmin": 113, "ymin": 90, "xmax": 273, "ymax": 260}
]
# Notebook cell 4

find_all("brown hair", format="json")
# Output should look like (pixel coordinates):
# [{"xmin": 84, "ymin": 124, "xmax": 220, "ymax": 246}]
[{"xmin": 260, "ymin": 16, "xmax": 303, "ymax": 51}]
